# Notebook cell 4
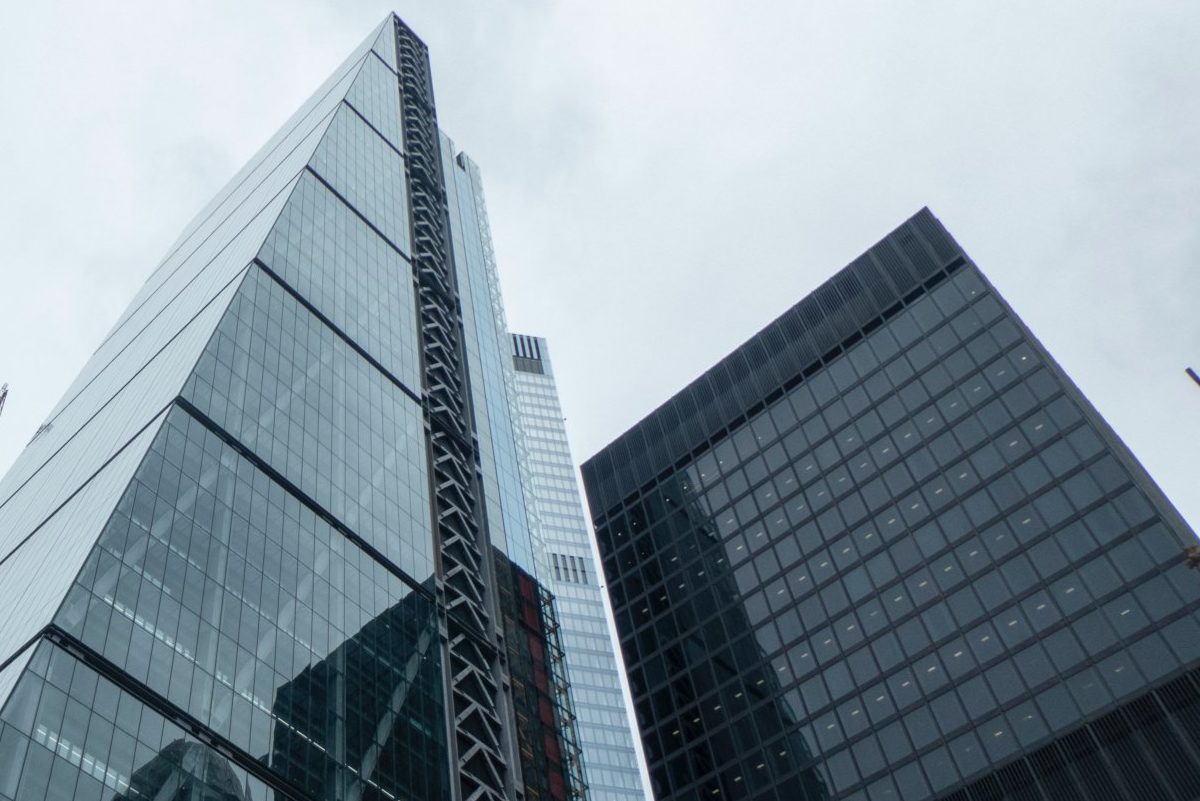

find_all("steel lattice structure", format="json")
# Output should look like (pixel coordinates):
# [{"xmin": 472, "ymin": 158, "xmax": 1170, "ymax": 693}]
[{"xmin": 395, "ymin": 20, "xmax": 512, "ymax": 801}]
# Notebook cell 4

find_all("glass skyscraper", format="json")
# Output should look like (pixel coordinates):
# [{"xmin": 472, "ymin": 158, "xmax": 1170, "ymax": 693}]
[
  {"xmin": 0, "ymin": 15, "xmax": 582, "ymax": 801},
  {"xmin": 510, "ymin": 334, "xmax": 648, "ymax": 801},
  {"xmin": 582, "ymin": 209, "xmax": 1200, "ymax": 801}
]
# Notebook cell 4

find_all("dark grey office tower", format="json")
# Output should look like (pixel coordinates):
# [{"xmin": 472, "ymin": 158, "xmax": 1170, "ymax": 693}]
[
  {"xmin": 582, "ymin": 209, "xmax": 1200, "ymax": 801},
  {"xmin": 0, "ymin": 15, "xmax": 582, "ymax": 801}
]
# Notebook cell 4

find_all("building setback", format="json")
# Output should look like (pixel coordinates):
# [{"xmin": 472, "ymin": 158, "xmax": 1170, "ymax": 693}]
[
  {"xmin": 581, "ymin": 208, "xmax": 1200, "ymax": 801},
  {"xmin": 0, "ymin": 15, "xmax": 583, "ymax": 801},
  {"xmin": 511, "ymin": 334, "xmax": 649, "ymax": 801}
]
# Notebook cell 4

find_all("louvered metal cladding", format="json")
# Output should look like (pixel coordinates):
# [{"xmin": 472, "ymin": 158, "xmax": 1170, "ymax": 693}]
[{"xmin": 394, "ymin": 21, "xmax": 510, "ymax": 801}]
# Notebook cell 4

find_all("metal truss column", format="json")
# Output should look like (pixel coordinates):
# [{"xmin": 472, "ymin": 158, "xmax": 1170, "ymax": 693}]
[{"xmin": 394, "ymin": 19, "xmax": 512, "ymax": 801}]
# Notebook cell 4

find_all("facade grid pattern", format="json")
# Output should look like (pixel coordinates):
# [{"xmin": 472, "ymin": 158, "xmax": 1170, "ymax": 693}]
[
  {"xmin": 0, "ymin": 15, "xmax": 586, "ymax": 801},
  {"xmin": 583, "ymin": 210, "xmax": 1200, "ymax": 801},
  {"xmin": 512, "ymin": 336, "xmax": 648, "ymax": 801}
]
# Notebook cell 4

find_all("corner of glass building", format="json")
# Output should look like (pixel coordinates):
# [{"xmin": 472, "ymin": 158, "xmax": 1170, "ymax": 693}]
[
  {"xmin": 582, "ymin": 208, "xmax": 1200, "ymax": 801},
  {"xmin": 0, "ymin": 15, "xmax": 593, "ymax": 801}
]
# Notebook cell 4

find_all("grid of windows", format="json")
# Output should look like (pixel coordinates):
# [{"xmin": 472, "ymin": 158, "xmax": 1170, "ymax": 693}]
[
  {"xmin": 309, "ymin": 103, "xmax": 411, "ymax": 255},
  {"xmin": 586, "ymin": 220, "xmax": 1200, "ymax": 801},
  {"xmin": 345, "ymin": 50, "xmax": 404, "ymax": 151},
  {"xmin": 553, "ymin": 552, "xmax": 591, "ymax": 584},
  {"xmin": 45, "ymin": 406, "xmax": 447, "ymax": 799},
  {"xmin": 0, "ymin": 642, "xmax": 286, "ymax": 801},
  {"xmin": 513, "ymin": 337, "xmax": 649, "ymax": 801},
  {"xmin": 102, "ymin": 36, "xmax": 369, "ymax": 356},
  {"xmin": 256, "ymin": 169, "xmax": 420, "ymax": 390},
  {"xmin": 183, "ymin": 266, "xmax": 431, "ymax": 581},
  {"xmin": 0, "ymin": 18, "xmax": 471, "ymax": 801}
]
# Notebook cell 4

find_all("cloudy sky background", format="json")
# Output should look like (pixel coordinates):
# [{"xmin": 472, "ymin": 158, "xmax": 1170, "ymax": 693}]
[{"xmin": 1, "ymin": 0, "xmax": 1197, "ymax": 547}]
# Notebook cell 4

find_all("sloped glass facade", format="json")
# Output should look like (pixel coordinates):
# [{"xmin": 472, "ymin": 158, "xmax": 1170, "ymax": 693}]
[
  {"xmin": 583, "ymin": 209, "xmax": 1200, "ymax": 801},
  {"xmin": 0, "ymin": 14, "xmax": 584, "ymax": 801}
]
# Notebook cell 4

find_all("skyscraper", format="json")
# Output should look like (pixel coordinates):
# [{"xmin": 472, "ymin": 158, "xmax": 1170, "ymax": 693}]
[
  {"xmin": 510, "ymin": 334, "xmax": 648, "ymax": 801},
  {"xmin": 0, "ymin": 15, "xmax": 582, "ymax": 801},
  {"xmin": 582, "ymin": 209, "xmax": 1200, "ymax": 801}
]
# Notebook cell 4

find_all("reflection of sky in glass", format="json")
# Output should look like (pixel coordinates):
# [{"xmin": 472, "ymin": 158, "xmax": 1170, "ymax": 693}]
[{"xmin": 0, "ymin": 18, "xmax": 460, "ymax": 799}]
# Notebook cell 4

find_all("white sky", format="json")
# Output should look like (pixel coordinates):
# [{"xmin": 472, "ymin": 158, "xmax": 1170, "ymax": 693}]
[{"xmin": 1, "ymin": 0, "xmax": 1197, "ymax": 545}]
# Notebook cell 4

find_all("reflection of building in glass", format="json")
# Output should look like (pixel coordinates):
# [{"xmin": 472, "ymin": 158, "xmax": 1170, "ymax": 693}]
[
  {"xmin": 111, "ymin": 740, "xmax": 249, "ymax": 801},
  {"xmin": 630, "ymin": 473, "xmax": 828, "ymax": 800},
  {"xmin": 509, "ymin": 334, "xmax": 649, "ymax": 801},
  {"xmin": 269, "ymin": 583, "xmax": 444, "ymax": 800},
  {"xmin": 0, "ymin": 15, "xmax": 583, "ymax": 801},
  {"xmin": 584, "ymin": 209, "xmax": 1200, "ymax": 801}
]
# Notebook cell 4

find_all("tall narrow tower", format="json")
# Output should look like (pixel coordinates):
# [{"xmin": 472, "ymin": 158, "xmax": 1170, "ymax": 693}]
[
  {"xmin": 0, "ymin": 16, "xmax": 582, "ymax": 801},
  {"xmin": 510, "ymin": 334, "xmax": 649, "ymax": 801}
]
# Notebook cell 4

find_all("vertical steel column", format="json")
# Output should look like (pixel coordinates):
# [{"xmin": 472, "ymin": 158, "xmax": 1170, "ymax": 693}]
[{"xmin": 394, "ymin": 19, "xmax": 511, "ymax": 801}]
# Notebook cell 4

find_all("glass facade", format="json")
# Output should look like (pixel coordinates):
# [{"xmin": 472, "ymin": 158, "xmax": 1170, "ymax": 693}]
[
  {"xmin": 510, "ymin": 335, "xmax": 649, "ymax": 801},
  {"xmin": 0, "ymin": 14, "xmax": 584, "ymax": 801},
  {"xmin": 441, "ymin": 140, "xmax": 587, "ymax": 801},
  {"xmin": 582, "ymin": 209, "xmax": 1200, "ymax": 801},
  {"xmin": 442, "ymin": 143, "xmax": 543, "ymax": 578}
]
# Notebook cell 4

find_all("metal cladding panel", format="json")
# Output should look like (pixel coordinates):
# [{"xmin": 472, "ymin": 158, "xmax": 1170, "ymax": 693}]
[
  {"xmin": 715, "ymin": 360, "xmax": 746, "ymax": 421},
  {"xmin": 853, "ymin": 252, "xmax": 893, "ymax": 308},
  {"xmin": 874, "ymin": 236, "xmax": 917, "ymax": 290},
  {"xmin": 895, "ymin": 220, "xmax": 941, "ymax": 276},
  {"xmin": 582, "ymin": 208, "xmax": 966, "ymax": 516},
  {"xmin": 676, "ymin": 383, "xmax": 708, "ymax": 451},
  {"xmin": 912, "ymin": 209, "xmax": 962, "ymax": 263},
  {"xmin": 664, "ymin": 402, "xmax": 691, "ymax": 457}
]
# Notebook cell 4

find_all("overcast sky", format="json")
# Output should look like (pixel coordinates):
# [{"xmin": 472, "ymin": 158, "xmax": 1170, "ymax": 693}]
[{"xmin": 1, "ymin": 1, "xmax": 1197, "ymax": 543}]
